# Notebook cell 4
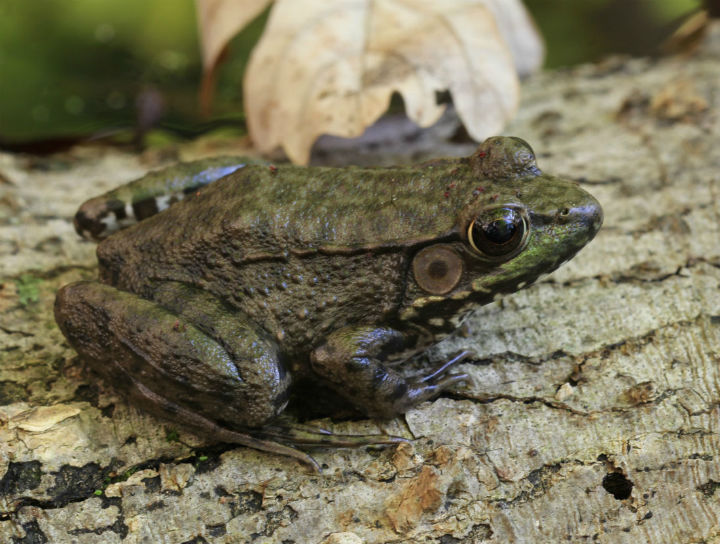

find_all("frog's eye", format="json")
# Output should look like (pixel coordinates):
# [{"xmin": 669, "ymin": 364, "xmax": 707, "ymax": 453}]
[
  {"xmin": 412, "ymin": 245, "xmax": 464, "ymax": 295},
  {"xmin": 468, "ymin": 207, "xmax": 528, "ymax": 259}
]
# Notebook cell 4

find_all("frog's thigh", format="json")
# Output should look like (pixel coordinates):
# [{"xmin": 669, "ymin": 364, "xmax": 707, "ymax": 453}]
[{"xmin": 55, "ymin": 281, "xmax": 289, "ymax": 429}]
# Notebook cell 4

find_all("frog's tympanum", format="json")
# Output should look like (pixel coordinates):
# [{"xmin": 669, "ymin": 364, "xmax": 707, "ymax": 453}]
[{"xmin": 55, "ymin": 137, "xmax": 602, "ymax": 468}]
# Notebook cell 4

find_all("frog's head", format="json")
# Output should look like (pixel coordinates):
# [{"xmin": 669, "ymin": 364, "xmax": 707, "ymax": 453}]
[{"xmin": 398, "ymin": 136, "xmax": 603, "ymax": 330}]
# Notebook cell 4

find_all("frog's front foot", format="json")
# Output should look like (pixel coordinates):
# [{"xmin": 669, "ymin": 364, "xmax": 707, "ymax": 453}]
[
  {"xmin": 311, "ymin": 328, "xmax": 472, "ymax": 419},
  {"xmin": 393, "ymin": 350, "xmax": 472, "ymax": 414}
]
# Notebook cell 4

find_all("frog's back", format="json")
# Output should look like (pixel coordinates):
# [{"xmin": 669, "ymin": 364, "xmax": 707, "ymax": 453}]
[
  {"xmin": 101, "ymin": 161, "xmax": 471, "ymax": 265},
  {"xmin": 95, "ymin": 162, "xmax": 469, "ymax": 349}
]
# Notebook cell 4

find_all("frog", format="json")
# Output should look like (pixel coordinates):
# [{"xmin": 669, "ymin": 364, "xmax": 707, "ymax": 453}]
[{"xmin": 54, "ymin": 136, "xmax": 603, "ymax": 469}]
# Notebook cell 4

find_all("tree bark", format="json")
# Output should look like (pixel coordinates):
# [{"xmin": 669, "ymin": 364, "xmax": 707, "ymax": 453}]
[{"xmin": 1, "ymin": 24, "xmax": 719, "ymax": 544}]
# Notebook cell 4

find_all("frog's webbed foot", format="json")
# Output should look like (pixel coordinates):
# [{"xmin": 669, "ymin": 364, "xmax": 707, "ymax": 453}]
[
  {"xmin": 216, "ymin": 422, "xmax": 407, "ymax": 472},
  {"xmin": 202, "ymin": 423, "xmax": 323, "ymax": 472},
  {"xmin": 126, "ymin": 383, "xmax": 404, "ymax": 473}
]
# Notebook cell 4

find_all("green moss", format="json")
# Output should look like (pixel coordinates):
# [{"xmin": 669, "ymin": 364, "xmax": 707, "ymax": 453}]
[{"xmin": 15, "ymin": 273, "xmax": 42, "ymax": 306}]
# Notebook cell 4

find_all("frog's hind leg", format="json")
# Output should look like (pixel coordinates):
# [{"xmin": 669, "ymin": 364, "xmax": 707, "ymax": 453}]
[
  {"xmin": 149, "ymin": 282, "xmax": 408, "ymax": 453},
  {"xmin": 74, "ymin": 156, "xmax": 261, "ymax": 240},
  {"xmin": 54, "ymin": 280, "xmax": 320, "ymax": 467},
  {"xmin": 55, "ymin": 281, "xmax": 404, "ymax": 469}
]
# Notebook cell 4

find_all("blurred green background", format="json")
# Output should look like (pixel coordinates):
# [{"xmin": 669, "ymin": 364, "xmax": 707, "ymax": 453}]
[{"xmin": 0, "ymin": 0, "xmax": 701, "ymax": 150}]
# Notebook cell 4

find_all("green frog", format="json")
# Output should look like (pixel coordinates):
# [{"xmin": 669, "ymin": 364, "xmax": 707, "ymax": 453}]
[{"xmin": 55, "ymin": 137, "xmax": 602, "ymax": 468}]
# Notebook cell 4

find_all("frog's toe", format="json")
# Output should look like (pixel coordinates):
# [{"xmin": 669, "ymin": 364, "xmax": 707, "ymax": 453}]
[
  {"xmin": 419, "ymin": 350, "xmax": 474, "ymax": 384},
  {"xmin": 257, "ymin": 422, "xmax": 409, "ymax": 449},
  {"xmin": 213, "ymin": 427, "xmax": 322, "ymax": 472},
  {"xmin": 387, "ymin": 351, "xmax": 473, "ymax": 412}
]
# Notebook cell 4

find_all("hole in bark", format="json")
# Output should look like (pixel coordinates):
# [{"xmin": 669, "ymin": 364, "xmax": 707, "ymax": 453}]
[{"xmin": 602, "ymin": 472, "xmax": 633, "ymax": 500}]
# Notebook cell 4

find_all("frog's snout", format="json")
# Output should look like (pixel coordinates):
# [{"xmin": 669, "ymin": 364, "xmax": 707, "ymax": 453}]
[
  {"xmin": 579, "ymin": 194, "xmax": 603, "ymax": 236},
  {"xmin": 562, "ymin": 194, "xmax": 603, "ymax": 250}
]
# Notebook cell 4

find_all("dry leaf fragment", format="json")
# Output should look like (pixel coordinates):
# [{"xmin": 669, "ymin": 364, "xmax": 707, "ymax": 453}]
[
  {"xmin": 196, "ymin": 0, "xmax": 272, "ymax": 69},
  {"xmin": 9, "ymin": 404, "xmax": 82, "ymax": 432},
  {"xmin": 481, "ymin": 0, "xmax": 544, "ymax": 76}
]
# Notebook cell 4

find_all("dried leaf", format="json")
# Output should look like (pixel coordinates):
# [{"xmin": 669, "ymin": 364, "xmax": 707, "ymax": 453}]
[
  {"xmin": 244, "ymin": 0, "xmax": 542, "ymax": 163},
  {"xmin": 482, "ymin": 0, "xmax": 544, "ymax": 76},
  {"xmin": 195, "ymin": 0, "xmax": 272, "ymax": 70},
  {"xmin": 196, "ymin": 0, "xmax": 543, "ymax": 164},
  {"xmin": 663, "ymin": 10, "xmax": 709, "ymax": 56}
]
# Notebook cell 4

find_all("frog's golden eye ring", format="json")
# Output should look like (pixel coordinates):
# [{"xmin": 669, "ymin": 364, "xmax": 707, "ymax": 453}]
[
  {"xmin": 412, "ymin": 245, "xmax": 464, "ymax": 295},
  {"xmin": 468, "ymin": 207, "xmax": 528, "ymax": 260}
]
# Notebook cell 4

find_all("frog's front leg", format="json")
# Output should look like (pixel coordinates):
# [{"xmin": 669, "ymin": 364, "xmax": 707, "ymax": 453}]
[{"xmin": 311, "ymin": 327, "xmax": 470, "ymax": 418}]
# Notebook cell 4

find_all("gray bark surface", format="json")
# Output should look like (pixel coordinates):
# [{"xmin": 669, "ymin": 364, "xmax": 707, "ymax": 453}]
[{"xmin": 1, "ymin": 25, "xmax": 719, "ymax": 544}]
